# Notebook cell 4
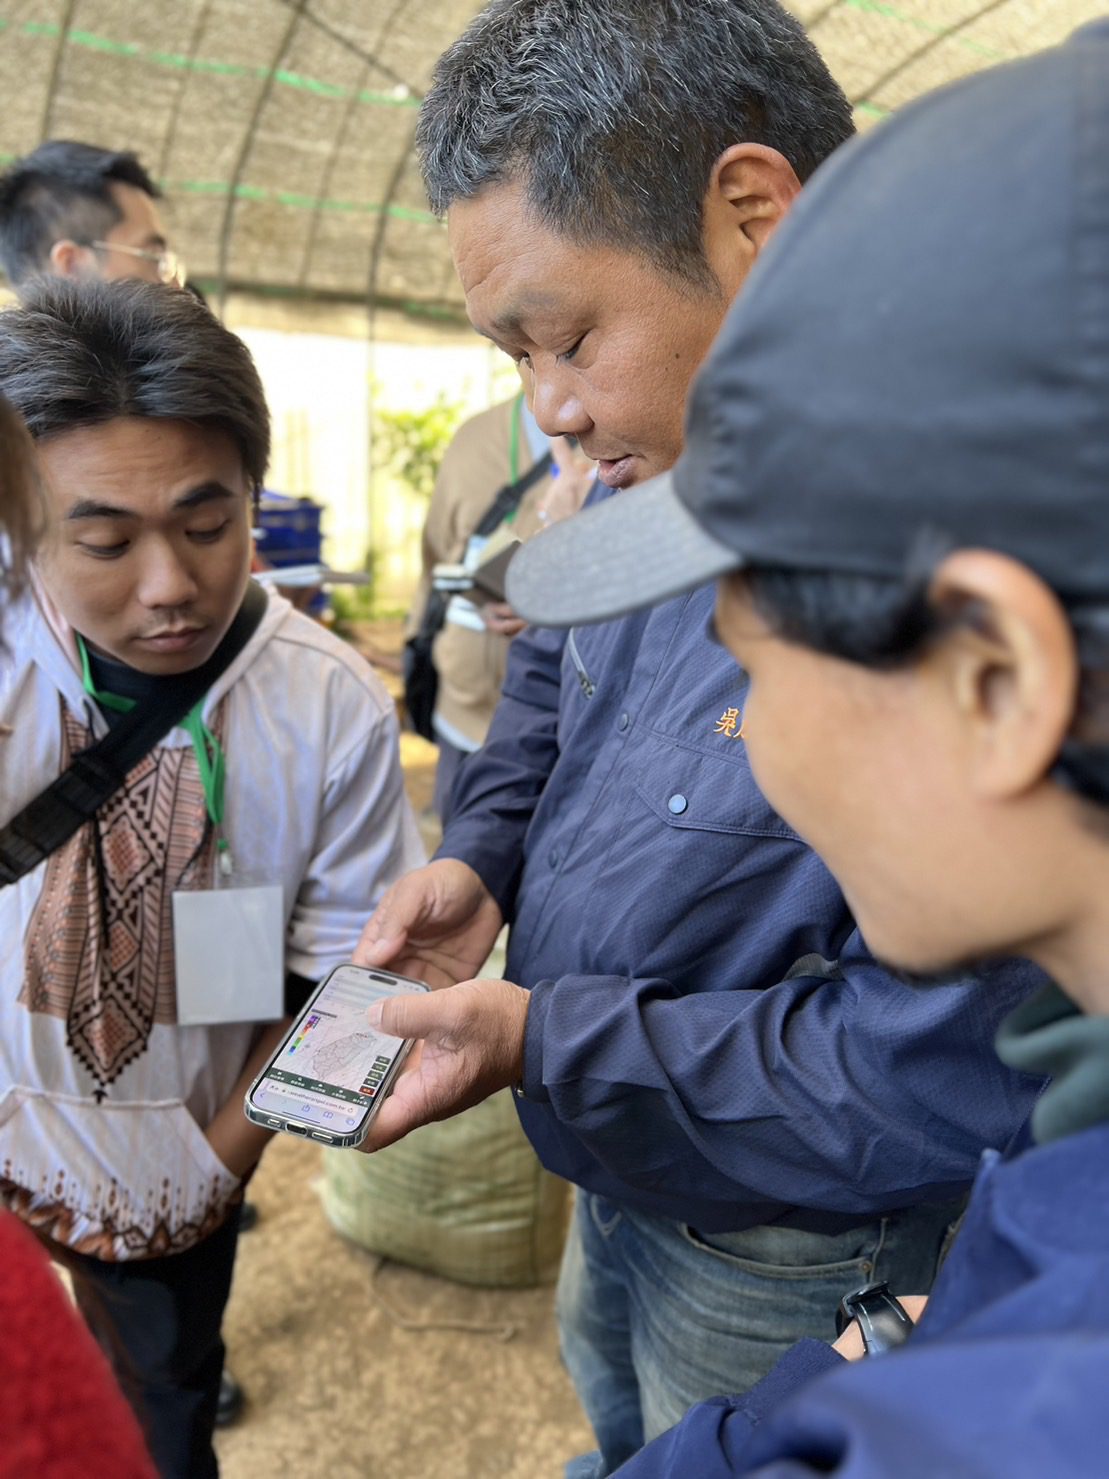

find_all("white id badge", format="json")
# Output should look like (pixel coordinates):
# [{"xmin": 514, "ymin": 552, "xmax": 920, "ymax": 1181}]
[
  {"xmin": 173, "ymin": 884, "xmax": 285, "ymax": 1025},
  {"xmin": 462, "ymin": 531, "xmax": 490, "ymax": 571}
]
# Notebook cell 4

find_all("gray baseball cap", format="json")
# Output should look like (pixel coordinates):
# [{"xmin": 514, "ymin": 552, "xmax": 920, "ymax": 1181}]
[{"xmin": 507, "ymin": 21, "xmax": 1109, "ymax": 628}]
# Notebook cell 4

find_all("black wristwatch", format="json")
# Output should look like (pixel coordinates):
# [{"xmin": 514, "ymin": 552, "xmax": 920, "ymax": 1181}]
[{"xmin": 835, "ymin": 1281, "xmax": 916, "ymax": 1357}]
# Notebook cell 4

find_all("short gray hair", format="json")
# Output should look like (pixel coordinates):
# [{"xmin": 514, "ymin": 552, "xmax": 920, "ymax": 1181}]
[
  {"xmin": 0, "ymin": 279, "xmax": 270, "ymax": 487},
  {"xmin": 418, "ymin": 0, "xmax": 854, "ymax": 285}
]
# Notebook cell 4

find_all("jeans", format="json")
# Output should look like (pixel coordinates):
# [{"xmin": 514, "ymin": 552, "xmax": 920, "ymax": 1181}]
[
  {"xmin": 69, "ymin": 1206, "xmax": 242, "ymax": 1479},
  {"xmin": 558, "ymin": 1190, "xmax": 965, "ymax": 1477}
]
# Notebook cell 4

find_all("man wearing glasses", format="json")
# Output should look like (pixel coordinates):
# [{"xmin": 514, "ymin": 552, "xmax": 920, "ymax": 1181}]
[{"xmin": 0, "ymin": 139, "xmax": 184, "ymax": 295}]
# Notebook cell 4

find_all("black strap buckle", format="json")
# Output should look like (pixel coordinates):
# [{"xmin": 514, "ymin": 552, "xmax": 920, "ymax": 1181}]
[{"xmin": 835, "ymin": 1281, "xmax": 916, "ymax": 1356}]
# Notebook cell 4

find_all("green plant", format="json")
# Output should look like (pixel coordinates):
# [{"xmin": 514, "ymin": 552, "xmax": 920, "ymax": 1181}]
[
  {"xmin": 328, "ymin": 582, "xmax": 377, "ymax": 635},
  {"xmin": 373, "ymin": 394, "xmax": 465, "ymax": 500}
]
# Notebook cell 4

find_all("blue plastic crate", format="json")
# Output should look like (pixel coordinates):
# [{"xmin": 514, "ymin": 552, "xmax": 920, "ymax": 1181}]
[{"xmin": 255, "ymin": 491, "xmax": 324, "ymax": 569}]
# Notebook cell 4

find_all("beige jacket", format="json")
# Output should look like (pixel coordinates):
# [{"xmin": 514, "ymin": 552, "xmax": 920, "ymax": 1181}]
[{"xmin": 412, "ymin": 396, "xmax": 554, "ymax": 750}]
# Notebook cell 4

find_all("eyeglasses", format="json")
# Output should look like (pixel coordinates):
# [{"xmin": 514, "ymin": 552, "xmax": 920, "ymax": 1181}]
[{"xmin": 88, "ymin": 240, "xmax": 186, "ymax": 286}]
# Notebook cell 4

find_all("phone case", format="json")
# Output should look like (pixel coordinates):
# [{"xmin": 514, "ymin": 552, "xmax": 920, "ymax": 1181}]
[
  {"xmin": 469, "ymin": 540, "xmax": 520, "ymax": 603},
  {"xmin": 243, "ymin": 966, "xmax": 428, "ymax": 1149}
]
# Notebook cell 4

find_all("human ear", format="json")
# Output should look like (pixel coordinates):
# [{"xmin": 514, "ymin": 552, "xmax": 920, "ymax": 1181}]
[
  {"xmin": 702, "ymin": 144, "xmax": 803, "ymax": 282},
  {"xmin": 929, "ymin": 550, "xmax": 1077, "ymax": 800},
  {"xmin": 47, "ymin": 240, "xmax": 95, "ymax": 279}
]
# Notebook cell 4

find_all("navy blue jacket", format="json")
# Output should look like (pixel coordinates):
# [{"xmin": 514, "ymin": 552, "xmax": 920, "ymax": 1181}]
[
  {"xmin": 616, "ymin": 1119, "xmax": 1109, "ymax": 1476},
  {"xmin": 440, "ymin": 581, "xmax": 1043, "ymax": 1231}
]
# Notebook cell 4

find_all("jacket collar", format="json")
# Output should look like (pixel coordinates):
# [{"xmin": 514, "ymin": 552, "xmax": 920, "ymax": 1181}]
[{"xmin": 996, "ymin": 982, "xmax": 1109, "ymax": 1144}]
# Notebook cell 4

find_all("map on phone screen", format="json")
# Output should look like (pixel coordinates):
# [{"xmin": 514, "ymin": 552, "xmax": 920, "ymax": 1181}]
[{"xmin": 249, "ymin": 966, "xmax": 416, "ymax": 1133}]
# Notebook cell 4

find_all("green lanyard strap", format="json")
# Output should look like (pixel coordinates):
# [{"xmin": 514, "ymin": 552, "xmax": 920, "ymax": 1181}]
[
  {"xmin": 76, "ymin": 634, "xmax": 229, "ymax": 854},
  {"xmin": 509, "ymin": 389, "xmax": 523, "ymax": 483},
  {"xmin": 505, "ymin": 391, "xmax": 524, "ymax": 526}
]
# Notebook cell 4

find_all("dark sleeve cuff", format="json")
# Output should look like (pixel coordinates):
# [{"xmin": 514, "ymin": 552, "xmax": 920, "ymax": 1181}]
[
  {"xmin": 613, "ymin": 1344, "xmax": 844, "ymax": 1478},
  {"xmin": 734, "ymin": 1339, "xmax": 845, "ymax": 1425},
  {"xmin": 435, "ymin": 831, "xmax": 521, "ymax": 922},
  {"xmin": 520, "ymin": 979, "xmax": 554, "ymax": 1102}
]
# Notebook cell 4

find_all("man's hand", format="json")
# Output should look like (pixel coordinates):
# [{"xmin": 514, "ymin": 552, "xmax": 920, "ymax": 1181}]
[
  {"xmin": 537, "ymin": 437, "xmax": 597, "ymax": 526},
  {"xmin": 832, "ymin": 1295, "xmax": 929, "ymax": 1361},
  {"xmin": 481, "ymin": 600, "xmax": 528, "ymax": 638},
  {"xmin": 355, "ymin": 858, "xmax": 504, "ymax": 990},
  {"xmin": 359, "ymin": 977, "xmax": 529, "ymax": 1151},
  {"xmin": 206, "ymin": 1109, "xmax": 271, "ymax": 1180},
  {"xmin": 205, "ymin": 1017, "xmax": 290, "ymax": 1178}
]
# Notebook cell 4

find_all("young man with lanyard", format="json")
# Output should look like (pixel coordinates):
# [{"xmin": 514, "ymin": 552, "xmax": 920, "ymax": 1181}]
[
  {"xmin": 2, "ymin": 138, "xmax": 257, "ymax": 1433},
  {"xmin": 0, "ymin": 392, "xmax": 156, "ymax": 1478},
  {"xmin": 411, "ymin": 390, "xmax": 594, "ymax": 822},
  {"xmin": 496, "ymin": 19, "xmax": 1109, "ymax": 1474},
  {"xmin": 0, "ymin": 279, "xmax": 422, "ymax": 1478}
]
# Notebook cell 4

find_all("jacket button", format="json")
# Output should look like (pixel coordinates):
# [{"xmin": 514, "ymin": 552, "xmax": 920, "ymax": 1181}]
[
  {"xmin": 668, "ymin": 794, "xmax": 689, "ymax": 816},
  {"xmin": 617, "ymin": 712, "xmax": 630, "ymax": 732}
]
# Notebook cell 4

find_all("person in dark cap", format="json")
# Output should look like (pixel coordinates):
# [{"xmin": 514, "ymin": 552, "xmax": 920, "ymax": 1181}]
[
  {"xmin": 493, "ymin": 18, "xmax": 1109, "ymax": 1475},
  {"xmin": 355, "ymin": 2, "xmax": 1043, "ymax": 1471}
]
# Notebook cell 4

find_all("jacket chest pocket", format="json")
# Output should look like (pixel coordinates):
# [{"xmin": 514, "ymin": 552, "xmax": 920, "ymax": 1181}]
[{"xmin": 628, "ymin": 734, "xmax": 800, "ymax": 842}]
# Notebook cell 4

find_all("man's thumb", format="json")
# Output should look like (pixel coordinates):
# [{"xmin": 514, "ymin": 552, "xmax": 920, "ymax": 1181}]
[{"xmin": 367, "ymin": 992, "xmax": 440, "ymax": 1041}]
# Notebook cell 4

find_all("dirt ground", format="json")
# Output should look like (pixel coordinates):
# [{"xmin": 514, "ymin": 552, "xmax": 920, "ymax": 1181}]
[
  {"xmin": 217, "ymin": 621, "xmax": 591, "ymax": 1479},
  {"xmin": 214, "ymin": 1137, "xmax": 589, "ymax": 1479}
]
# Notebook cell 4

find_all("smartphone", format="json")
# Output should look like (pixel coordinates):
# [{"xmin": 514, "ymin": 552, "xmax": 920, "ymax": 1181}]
[
  {"xmin": 431, "ymin": 561, "xmax": 474, "ymax": 593},
  {"xmin": 431, "ymin": 541, "xmax": 520, "ymax": 605},
  {"xmin": 244, "ymin": 964, "xmax": 428, "ymax": 1148}
]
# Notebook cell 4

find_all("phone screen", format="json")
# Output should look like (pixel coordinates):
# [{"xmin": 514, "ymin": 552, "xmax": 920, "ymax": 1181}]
[{"xmin": 248, "ymin": 966, "xmax": 420, "ymax": 1135}]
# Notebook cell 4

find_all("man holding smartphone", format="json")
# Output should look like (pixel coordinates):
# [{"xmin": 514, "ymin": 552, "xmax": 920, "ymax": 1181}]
[
  {"xmin": 0, "ymin": 279, "xmax": 422, "ymax": 1478},
  {"xmin": 357, "ymin": 2, "xmax": 1044, "ymax": 1474},
  {"xmin": 505, "ymin": 22, "xmax": 1109, "ymax": 1473}
]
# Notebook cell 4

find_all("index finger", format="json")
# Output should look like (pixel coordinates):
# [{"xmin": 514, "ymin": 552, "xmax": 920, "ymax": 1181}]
[
  {"xmin": 353, "ymin": 922, "xmax": 407, "ymax": 968},
  {"xmin": 352, "ymin": 877, "xmax": 428, "ymax": 966}
]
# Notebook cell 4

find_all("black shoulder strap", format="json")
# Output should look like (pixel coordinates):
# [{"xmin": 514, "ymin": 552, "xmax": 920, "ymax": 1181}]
[
  {"xmin": 0, "ymin": 581, "xmax": 268, "ymax": 887},
  {"xmin": 473, "ymin": 449, "xmax": 554, "ymax": 539},
  {"xmin": 414, "ymin": 450, "xmax": 555, "ymax": 650}
]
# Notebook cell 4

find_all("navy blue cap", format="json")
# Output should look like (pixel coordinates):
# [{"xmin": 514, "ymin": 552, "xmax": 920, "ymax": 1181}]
[{"xmin": 508, "ymin": 21, "xmax": 1109, "ymax": 627}]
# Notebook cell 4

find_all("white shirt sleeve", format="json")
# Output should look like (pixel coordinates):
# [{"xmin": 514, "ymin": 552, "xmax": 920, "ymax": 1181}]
[{"xmin": 283, "ymin": 680, "xmax": 425, "ymax": 983}]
